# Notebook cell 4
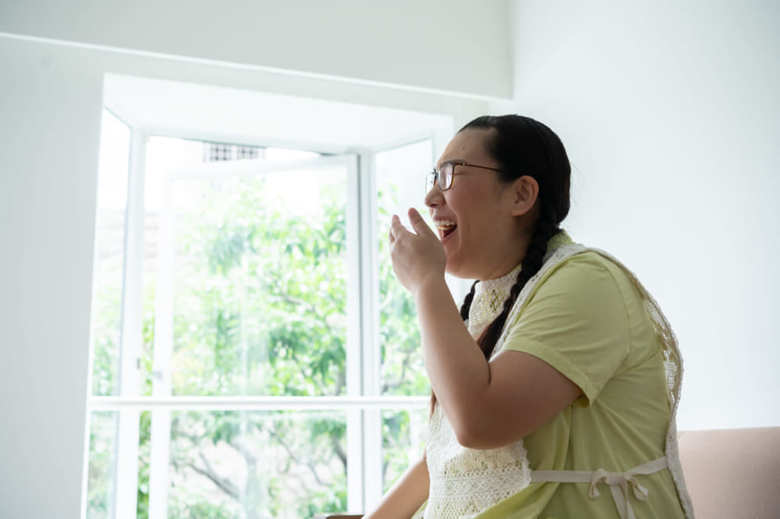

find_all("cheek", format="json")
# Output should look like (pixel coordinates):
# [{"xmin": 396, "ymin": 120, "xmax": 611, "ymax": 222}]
[
  {"xmin": 446, "ymin": 186, "xmax": 493, "ymax": 236},
  {"xmin": 446, "ymin": 191, "xmax": 473, "ymax": 220}
]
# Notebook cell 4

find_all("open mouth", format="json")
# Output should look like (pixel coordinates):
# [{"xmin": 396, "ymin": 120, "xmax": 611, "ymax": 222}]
[
  {"xmin": 436, "ymin": 222, "xmax": 458, "ymax": 242},
  {"xmin": 443, "ymin": 226, "xmax": 457, "ymax": 239}
]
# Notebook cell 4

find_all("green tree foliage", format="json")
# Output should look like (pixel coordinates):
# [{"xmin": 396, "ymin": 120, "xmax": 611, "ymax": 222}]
[
  {"xmin": 90, "ymin": 173, "xmax": 425, "ymax": 518},
  {"xmin": 169, "ymin": 175, "xmax": 347, "ymax": 399},
  {"xmin": 86, "ymin": 412, "xmax": 117, "ymax": 518}
]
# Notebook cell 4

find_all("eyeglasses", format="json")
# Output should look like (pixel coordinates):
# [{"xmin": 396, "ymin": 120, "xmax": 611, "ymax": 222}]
[{"xmin": 425, "ymin": 160, "xmax": 503, "ymax": 193}]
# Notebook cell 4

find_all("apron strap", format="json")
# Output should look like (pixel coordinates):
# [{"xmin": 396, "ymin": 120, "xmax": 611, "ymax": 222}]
[{"xmin": 530, "ymin": 457, "xmax": 668, "ymax": 519}]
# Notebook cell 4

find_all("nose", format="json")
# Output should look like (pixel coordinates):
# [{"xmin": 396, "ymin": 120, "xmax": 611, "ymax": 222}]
[{"xmin": 424, "ymin": 183, "xmax": 444, "ymax": 209}]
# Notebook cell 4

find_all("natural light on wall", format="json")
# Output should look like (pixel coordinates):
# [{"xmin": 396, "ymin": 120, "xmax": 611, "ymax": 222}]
[{"xmin": 84, "ymin": 75, "xmax": 454, "ymax": 519}]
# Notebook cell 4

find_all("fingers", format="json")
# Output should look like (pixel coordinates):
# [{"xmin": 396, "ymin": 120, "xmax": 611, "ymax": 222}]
[
  {"xmin": 389, "ymin": 211, "xmax": 433, "ymax": 247},
  {"xmin": 388, "ymin": 217, "xmax": 399, "ymax": 246},
  {"xmin": 408, "ymin": 208, "xmax": 436, "ymax": 238},
  {"xmin": 390, "ymin": 214, "xmax": 411, "ymax": 241}
]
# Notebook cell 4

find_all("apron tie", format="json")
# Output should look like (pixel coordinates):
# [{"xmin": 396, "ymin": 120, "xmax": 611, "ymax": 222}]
[{"xmin": 531, "ymin": 456, "xmax": 667, "ymax": 519}]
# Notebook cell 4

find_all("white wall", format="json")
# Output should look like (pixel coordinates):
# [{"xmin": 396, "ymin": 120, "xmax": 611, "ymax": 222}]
[
  {"xmin": 0, "ymin": 26, "xmax": 492, "ymax": 519},
  {"xmin": 507, "ymin": 0, "xmax": 780, "ymax": 430},
  {"xmin": 0, "ymin": 39, "xmax": 104, "ymax": 519},
  {"xmin": 0, "ymin": 0, "xmax": 511, "ymax": 99}
]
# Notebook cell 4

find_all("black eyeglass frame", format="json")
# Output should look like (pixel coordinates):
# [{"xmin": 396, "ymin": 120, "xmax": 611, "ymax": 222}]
[{"xmin": 426, "ymin": 159, "xmax": 504, "ymax": 192}]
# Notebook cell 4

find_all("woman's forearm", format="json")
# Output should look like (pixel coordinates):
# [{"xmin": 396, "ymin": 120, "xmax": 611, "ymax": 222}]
[
  {"xmin": 414, "ymin": 277, "xmax": 490, "ymax": 434},
  {"xmin": 364, "ymin": 455, "xmax": 429, "ymax": 519}
]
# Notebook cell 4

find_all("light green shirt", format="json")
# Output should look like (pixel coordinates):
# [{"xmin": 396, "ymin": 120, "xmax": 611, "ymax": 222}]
[{"xmin": 477, "ymin": 232, "xmax": 686, "ymax": 518}]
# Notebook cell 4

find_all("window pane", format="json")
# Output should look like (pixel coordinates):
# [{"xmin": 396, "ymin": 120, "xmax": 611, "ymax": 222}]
[
  {"xmin": 171, "ymin": 173, "xmax": 347, "ymax": 396},
  {"xmin": 142, "ymin": 137, "xmax": 349, "ymax": 397},
  {"xmin": 381, "ymin": 408, "xmax": 429, "ymax": 493},
  {"xmin": 376, "ymin": 141, "xmax": 433, "ymax": 396},
  {"xmin": 86, "ymin": 411, "xmax": 118, "ymax": 518},
  {"xmin": 90, "ymin": 110, "xmax": 130, "ymax": 396},
  {"xmin": 163, "ymin": 410, "xmax": 346, "ymax": 518}
]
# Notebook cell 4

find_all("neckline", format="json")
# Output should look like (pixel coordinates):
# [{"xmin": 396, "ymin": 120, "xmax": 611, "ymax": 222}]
[
  {"xmin": 475, "ymin": 229, "xmax": 573, "ymax": 287},
  {"xmin": 475, "ymin": 262, "xmax": 523, "ymax": 296}
]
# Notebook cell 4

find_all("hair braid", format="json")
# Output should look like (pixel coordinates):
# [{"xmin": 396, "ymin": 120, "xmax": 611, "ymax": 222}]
[
  {"xmin": 475, "ymin": 202, "xmax": 560, "ymax": 361},
  {"xmin": 459, "ymin": 280, "xmax": 479, "ymax": 321}
]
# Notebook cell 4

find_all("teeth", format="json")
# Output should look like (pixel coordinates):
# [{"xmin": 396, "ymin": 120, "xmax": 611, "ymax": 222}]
[{"xmin": 435, "ymin": 220, "xmax": 457, "ymax": 229}]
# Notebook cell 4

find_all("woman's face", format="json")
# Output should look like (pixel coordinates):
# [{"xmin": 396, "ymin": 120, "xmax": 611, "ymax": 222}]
[{"xmin": 425, "ymin": 128, "xmax": 528, "ymax": 280}]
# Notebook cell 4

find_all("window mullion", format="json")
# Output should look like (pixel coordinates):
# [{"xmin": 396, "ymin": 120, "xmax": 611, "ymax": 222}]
[
  {"xmin": 359, "ymin": 150, "xmax": 384, "ymax": 510},
  {"xmin": 148, "ymin": 161, "xmax": 176, "ymax": 519},
  {"xmin": 113, "ymin": 128, "xmax": 146, "ymax": 519},
  {"xmin": 346, "ymin": 153, "xmax": 365, "ymax": 513},
  {"xmin": 360, "ymin": 151, "xmax": 381, "ymax": 396}
]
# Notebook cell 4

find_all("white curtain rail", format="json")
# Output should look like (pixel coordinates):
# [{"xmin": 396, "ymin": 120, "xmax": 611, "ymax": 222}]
[{"xmin": 88, "ymin": 395, "xmax": 430, "ymax": 411}]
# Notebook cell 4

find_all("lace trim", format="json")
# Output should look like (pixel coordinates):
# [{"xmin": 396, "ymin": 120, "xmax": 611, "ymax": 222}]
[
  {"xmin": 424, "ymin": 405, "xmax": 531, "ymax": 519},
  {"xmin": 467, "ymin": 263, "xmax": 523, "ymax": 337}
]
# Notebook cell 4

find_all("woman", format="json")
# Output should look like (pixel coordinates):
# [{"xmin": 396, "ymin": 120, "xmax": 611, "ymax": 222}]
[{"xmin": 367, "ymin": 115, "xmax": 694, "ymax": 518}]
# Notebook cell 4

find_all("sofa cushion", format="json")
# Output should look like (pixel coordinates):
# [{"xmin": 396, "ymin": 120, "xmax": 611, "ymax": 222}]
[{"xmin": 678, "ymin": 427, "xmax": 780, "ymax": 519}]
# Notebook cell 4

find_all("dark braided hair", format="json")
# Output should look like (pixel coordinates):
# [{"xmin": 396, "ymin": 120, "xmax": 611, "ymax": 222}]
[{"xmin": 432, "ymin": 114, "xmax": 571, "ymax": 414}]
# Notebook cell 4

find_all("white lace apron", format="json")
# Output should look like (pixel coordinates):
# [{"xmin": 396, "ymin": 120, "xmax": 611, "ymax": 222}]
[
  {"xmin": 423, "ymin": 263, "xmax": 532, "ymax": 519},
  {"xmin": 422, "ymin": 238, "xmax": 695, "ymax": 519}
]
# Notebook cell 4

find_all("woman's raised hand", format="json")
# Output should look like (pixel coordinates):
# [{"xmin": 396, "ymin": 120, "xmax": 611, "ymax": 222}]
[{"xmin": 388, "ymin": 208, "xmax": 446, "ymax": 295}]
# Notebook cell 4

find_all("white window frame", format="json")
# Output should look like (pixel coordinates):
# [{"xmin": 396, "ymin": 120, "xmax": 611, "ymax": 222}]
[{"xmin": 85, "ymin": 126, "xmax": 435, "ymax": 519}]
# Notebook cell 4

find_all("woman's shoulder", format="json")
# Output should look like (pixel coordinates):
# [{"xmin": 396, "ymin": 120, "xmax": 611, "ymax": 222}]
[
  {"xmin": 546, "ymin": 248, "xmax": 662, "ymax": 363},
  {"xmin": 543, "ymin": 247, "xmax": 639, "ymax": 304},
  {"xmin": 511, "ymin": 247, "xmax": 644, "ymax": 337},
  {"xmin": 545, "ymin": 232, "xmax": 634, "ymax": 282},
  {"xmin": 536, "ymin": 248, "xmax": 625, "ymax": 295}
]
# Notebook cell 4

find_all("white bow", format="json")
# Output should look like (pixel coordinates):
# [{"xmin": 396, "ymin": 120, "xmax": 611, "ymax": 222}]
[{"xmin": 588, "ymin": 468, "xmax": 651, "ymax": 519}]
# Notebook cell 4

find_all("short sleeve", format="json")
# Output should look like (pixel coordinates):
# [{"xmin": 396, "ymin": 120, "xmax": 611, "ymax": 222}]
[{"xmin": 501, "ymin": 253, "xmax": 630, "ymax": 406}]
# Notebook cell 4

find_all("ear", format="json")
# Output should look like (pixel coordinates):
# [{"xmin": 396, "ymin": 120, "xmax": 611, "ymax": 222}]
[{"xmin": 507, "ymin": 176, "xmax": 539, "ymax": 217}]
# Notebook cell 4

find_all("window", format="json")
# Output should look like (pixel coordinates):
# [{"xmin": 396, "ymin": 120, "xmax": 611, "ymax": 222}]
[{"xmin": 85, "ymin": 107, "xmax": 449, "ymax": 518}]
